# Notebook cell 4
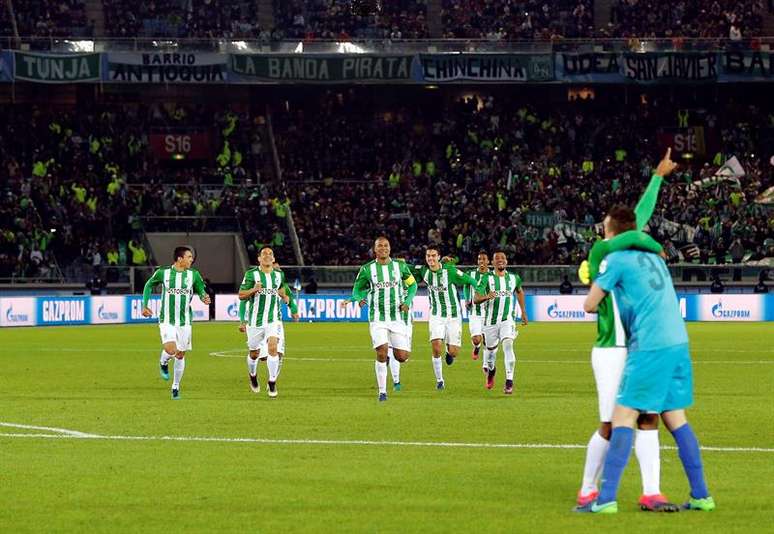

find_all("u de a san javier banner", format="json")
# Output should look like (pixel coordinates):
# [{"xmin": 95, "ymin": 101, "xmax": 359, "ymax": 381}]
[{"xmin": 2, "ymin": 50, "xmax": 773, "ymax": 84}]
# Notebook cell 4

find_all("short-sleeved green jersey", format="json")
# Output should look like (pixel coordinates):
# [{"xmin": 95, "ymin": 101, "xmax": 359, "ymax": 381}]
[
  {"xmin": 350, "ymin": 259, "xmax": 417, "ymax": 323},
  {"xmin": 464, "ymin": 268, "xmax": 490, "ymax": 317},
  {"xmin": 142, "ymin": 266, "xmax": 206, "ymax": 327},
  {"xmin": 595, "ymin": 293, "xmax": 627, "ymax": 348},
  {"xmin": 411, "ymin": 264, "xmax": 482, "ymax": 319},
  {"xmin": 239, "ymin": 269, "xmax": 298, "ymax": 324},
  {"xmin": 239, "ymin": 267, "xmax": 286, "ymax": 327},
  {"xmin": 482, "ymin": 271, "xmax": 523, "ymax": 326}
]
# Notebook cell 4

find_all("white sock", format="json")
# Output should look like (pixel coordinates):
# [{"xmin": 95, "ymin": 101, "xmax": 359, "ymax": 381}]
[
  {"xmin": 485, "ymin": 348, "xmax": 497, "ymax": 370},
  {"xmin": 267, "ymin": 355, "xmax": 280, "ymax": 382},
  {"xmin": 388, "ymin": 356, "xmax": 401, "ymax": 383},
  {"xmin": 277, "ymin": 355, "xmax": 283, "ymax": 378},
  {"xmin": 247, "ymin": 354, "xmax": 258, "ymax": 376},
  {"xmin": 160, "ymin": 350, "xmax": 173, "ymax": 365},
  {"xmin": 432, "ymin": 356, "xmax": 443, "ymax": 382},
  {"xmin": 375, "ymin": 360, "xmax": 387, "ymax": 394},
  {"xmin": 387, "ymin": 346, "xmax": 394, "ymax": 360},
  {"xmin": 581, "ymin": 430, "xmax": 610, "ymax": 494},
  {"xmin": 502, "ymin": 339, "xmax": 516, "ymax": 380},
  {"xmin": 635, "ymin": 429, "xmax": 661, "ymax": 495},
  {"xmin": 172, "ymin": 357, "xmax": 185, "ymax": 389}
]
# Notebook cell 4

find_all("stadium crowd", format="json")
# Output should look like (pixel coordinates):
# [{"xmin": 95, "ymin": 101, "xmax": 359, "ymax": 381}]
[
  {"xmin": 3, "ymin": 0, "xmax": 771, "ymax": 40},
  {"xmin": 441, "ymin": 0, "xmax": 594, "ymax": 39}
]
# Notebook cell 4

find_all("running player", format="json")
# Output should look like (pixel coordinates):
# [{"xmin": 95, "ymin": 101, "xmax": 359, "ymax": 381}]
[
  {"xmin": 464, "ymin": 251, "xmax": 490, "ymax": 361},
  {"xmin": 239, "ymin": 260, "xmax": 298, "ymax": 392},
  {"xmin": 473, "ymin": 251, "xmax": 528, "ymax": 394},
  {"xmin": 238, "ymin": 247, "xmax": 289, "ymax": 398},
  {"xmin": 342, "ymin": 237, "xmax": 417, "ymax": 402},
  {"xmin": 576, "ymin": 205, "xmax": 715, "ymax": 514},
  {"xmin": 142, "ymin": 246, "xmax": 211, "ymax": 400},
  {"xmin": 408, "ymin": 245, "xmax": 486, "ymax": 389}
]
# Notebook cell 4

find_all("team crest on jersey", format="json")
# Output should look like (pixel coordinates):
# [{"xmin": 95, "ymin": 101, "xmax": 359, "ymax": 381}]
[{"xmin": 599, "ymin": 260, "xmax": 608, "ymax": 274}]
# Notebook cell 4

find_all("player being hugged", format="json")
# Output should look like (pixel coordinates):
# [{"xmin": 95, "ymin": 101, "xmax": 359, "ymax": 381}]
[
  {"xmin": 406, "ymin": 245, "xmax": 487, "ymax": 390},
  {"xmin": 473, "ymin": 250, "xmax": 528, "ymax": 394},
  {"xmin": 142, "ymin": 246, "xmax": 211, "ymax": 400},
  {"xmin": 341, "ymin": 237, "xmax": 418, "ymax": 402},
  {"xmin": 238, "ymin": 248, "xmax": 293, "ymax": 398}
]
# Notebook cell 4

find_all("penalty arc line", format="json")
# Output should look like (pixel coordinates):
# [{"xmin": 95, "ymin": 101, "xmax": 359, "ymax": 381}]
[{"xmin": 0, "ymin": 423, "xmax": 772, "ymax": 453}]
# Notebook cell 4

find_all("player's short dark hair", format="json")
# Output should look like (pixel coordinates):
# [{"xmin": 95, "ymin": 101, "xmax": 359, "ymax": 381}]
[
  {"xmin": 477, "ymin": 250, "xmax": 489, "ymax": 258},
  {"xmin": 425, "ymin": 244, "xmax": 440, "ymax": 254},
  {"xmin": 607, "ymin": 205, "xmax": 637, "ymax": 235},
  {"xmin": 492, "ymin": 249, "xmax": 507, "ymax": 257},
  {"xmin": 173, "ymin": 246, "xmax": 193, "ymax": 262}
]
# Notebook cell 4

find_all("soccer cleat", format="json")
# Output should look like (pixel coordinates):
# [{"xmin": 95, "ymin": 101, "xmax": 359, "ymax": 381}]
[
  {"xmin": 573, "ymin": 500, "xmax": 618, "ymax": 514},
  {"xmin": 393, "ymin": 382, "xmax": 402, "ymax": 392},
  {"xmin": 159, "ymin": 362, "xmax": 169, "ymax": 381},
  {"xmin": 171, "ymin": 388, "xmax": 180, "ymax": 400},
  {"xmin": 249, "ymin": 374, "xmax": 260, "ymax": 393},
  {"xmin": 436, "ymin": 380, "xmax": 445, "ymax": 390},
  {"xmin": 267, "ymin": 381, "xmax": 278, "ymax": 398},
  {"xmin": 378, "ymin": 392, "xmax": 388, "ymax": 402},
  {"xmin": 486, "ymin": 367, "xmax": 496, "ymax": 390},
  {"xmin": 445, "ymin": 353, "xmax": 454, "ymax": 365},
  {"xmin": 577, "ymin": 490, "xmax": 599, "ymax": 507},
  {"xmin": 682, "ymin": 496, "xmax": 715, "ymax": 511},
  {"xmin": 504, "ymin": 379, "xmax": 514, "ymax": 395},
  {"xmin": 639, "ymin": 494, "xmax": 680, "ymax": 512},
  {"xmin": 472, "ymin": 346, "xmax": 480, "ymax": 360}
]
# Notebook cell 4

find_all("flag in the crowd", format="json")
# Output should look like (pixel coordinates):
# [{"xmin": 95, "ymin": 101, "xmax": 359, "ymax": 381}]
[{"xmin": 690, "ymin": 156, "xmax": 744, "ymax": 190}]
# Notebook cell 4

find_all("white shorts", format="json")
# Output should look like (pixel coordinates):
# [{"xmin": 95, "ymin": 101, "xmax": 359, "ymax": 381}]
[
  {"xmin": 370, "ymin": 320, "xmax": 410, "ymax": 352},
  {"xmin": 159, "ymin": 323, "xmax": 192, "ymax": 352},
  {"xmin": 259, "ymin": 321, "xmax": 285, "ymax": 355},
  {"xmin": 429, "ymin": 316, "xmax": 462, "ymax": 347},
  {"xmin": 591, "ymin": 346, "xmax": 627, "ymax": 422},
  {"xmin": 468, "ymin": 315, "xmax": 484, "ymax": 337},
  {"xmin": 483, "ymin": 320, "xmax": 517, "ymax": 348},
  {"xmin": 246, "ymin": 322, "xmax": 281, "ymax": 351}
]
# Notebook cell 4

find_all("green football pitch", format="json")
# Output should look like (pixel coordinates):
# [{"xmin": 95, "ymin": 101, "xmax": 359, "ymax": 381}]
[{"xmin": 1, "ymin": 322, "xmax": 772, "ymax": 533}]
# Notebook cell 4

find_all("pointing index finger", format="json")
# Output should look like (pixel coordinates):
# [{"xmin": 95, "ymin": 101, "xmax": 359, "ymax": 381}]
[{"xmin": 665, "ymin": 147, "xmax": 672, "ymax": 160}]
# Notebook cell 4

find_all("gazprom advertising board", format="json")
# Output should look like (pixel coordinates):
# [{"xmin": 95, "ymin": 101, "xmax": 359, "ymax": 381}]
[{"xmin": 0, "ymin": 294, "xmax": 772, "ymax": 326}]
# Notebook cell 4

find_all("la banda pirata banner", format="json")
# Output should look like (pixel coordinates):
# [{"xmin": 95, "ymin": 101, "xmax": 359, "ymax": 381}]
[{"xmin": 1, "ymin": 50, "xmax": 774, "ymax": 84}]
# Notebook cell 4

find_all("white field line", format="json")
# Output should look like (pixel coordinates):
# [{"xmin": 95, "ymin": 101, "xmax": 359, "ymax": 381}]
[
  {"xmin": 208, "ymin": 350, "xmax": 774, "ymax": 365},
  {"xmin": 0, "ymin": 422, "xmax": 772, "ymax": 453}
]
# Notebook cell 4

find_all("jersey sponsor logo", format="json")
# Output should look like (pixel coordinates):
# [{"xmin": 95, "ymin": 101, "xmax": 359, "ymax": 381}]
[
  {"xmin": 599, "ymin": 259, "xmax": 608, "ymax": 274},
  {"xmin": 373, "ymin": 280, "xmax": 400, "ymax": 290},
  {"xmin": 255, "ymin": 288, "xmax": 280, "ymax": 296},
  {"xmin": 97, "ymin": 305, "xmax": 119, "ymax": 321},
  {"xmin": 41, "ymin": 299, "xmax": 86, "ymax": 323},
  {"xmin": 547, "ymin": 300, "xmax": 586, "ymax": 320},
  {"xmin": 167, "ymin": 287, "xmax": 193, "ymax": 296},
  {"xmin": 491, "ymin": 289, "xmax": 513, "ymax": 297},
  {"xmin": 428, "ymin": 284, "xmax": 448, "ymax": 293},
  {"xmin": 5, "ymin": 306, "xmax": 29, "ymax": 323},
  {"xmin": 711, "ymin": 300, "xmax": 751, "ymax": 319}
]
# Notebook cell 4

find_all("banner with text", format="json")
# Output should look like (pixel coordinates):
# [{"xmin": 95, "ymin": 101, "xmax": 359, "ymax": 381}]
[
  {"xmin": 14, "ymin": 52, "xmax": 100, "ymax": 83},
  {"xmin": 149, "ymin": 132, "xmax": 212, "ymax": 160},
  {"xmin": 106, "ymin": 52, "xmax": 227, "ymax": 83},
  {"xmin": 557, "ymin": 51, "xmax": 774, "ymax": 83},
  {"xmin": 419, "ymin": 53, "xmax": 553, "ymax": 82},
  {"xmin": 230, "ymin": 54, "xmax": 416, "ymax": 83}
]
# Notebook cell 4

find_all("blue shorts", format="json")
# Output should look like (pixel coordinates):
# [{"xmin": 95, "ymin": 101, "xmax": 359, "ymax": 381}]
[{"xmin": 617, "ymin": 343, "xmax": 693, "ymax": 413}]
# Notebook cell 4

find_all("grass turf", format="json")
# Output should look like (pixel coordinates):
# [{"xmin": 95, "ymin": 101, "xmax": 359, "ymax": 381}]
[{"xmin": 1, "ymin": 322, "xmax": 772, "ymax": 533}]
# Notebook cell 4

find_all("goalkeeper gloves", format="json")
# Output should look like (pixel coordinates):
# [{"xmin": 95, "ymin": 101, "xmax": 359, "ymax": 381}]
[{"xmin": 578, "ymin": 260, "xmax": 591, "ymax": 285}]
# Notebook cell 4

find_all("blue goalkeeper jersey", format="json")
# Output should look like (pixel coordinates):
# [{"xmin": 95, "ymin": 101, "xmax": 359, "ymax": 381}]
[{"xmin": 594, "ymin": 250, "xmax": 688, "ymax": 352}]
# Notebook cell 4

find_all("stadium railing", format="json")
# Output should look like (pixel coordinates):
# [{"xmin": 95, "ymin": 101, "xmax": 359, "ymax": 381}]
[{"xmin": 1, "ymin": 36, "xmax": 772, "ymax": 53}]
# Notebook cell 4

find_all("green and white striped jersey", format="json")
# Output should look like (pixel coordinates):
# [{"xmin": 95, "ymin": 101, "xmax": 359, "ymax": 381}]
[
  {"xmin": 142, "ymin": 266, "xmax": 206, "ymax": 327},
  {"xmin": 351, "ymin": 259, "xmax": 417, "ymax": 323},
  {"xmin": 412, "ymin": 265, "xmax": 480, "ymax": 319},
  {"xmin": 239, "ymin": 267, "xmax": 286, "ymax": 327},
  {"xmin": 482, "ymin": 271, "xmax": 523, "ymax": 326},
  {"xmin": 464, "ymin": 268, "xmax": 491, "ymax": 317},
  {"xmin": 595, "ymin": 292, "xmax": 626, "ymax": 348}
]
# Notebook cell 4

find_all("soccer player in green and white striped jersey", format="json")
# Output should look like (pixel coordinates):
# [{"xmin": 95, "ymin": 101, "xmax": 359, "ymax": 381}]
[
  {"xmin": 238, "ymin": 247, "xmax": 290, "ymax": 398},
  {"xmin": 343, "ymin": 237, "xmax": 418, "ymax": 402},
  {"xmin": 409, "ymin": 245, "xmax": 486, "ymax": 389},
  {"xmin": 142, "ymin": 246, "xmax": 210, "ymax": 400},
  {"xmin": 463, "ymin": 251, "xmax": 491, "ymax": 361},
  {"xmin": 473, "ymin": 251, "xmax": 528, "ymax": 394}
]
